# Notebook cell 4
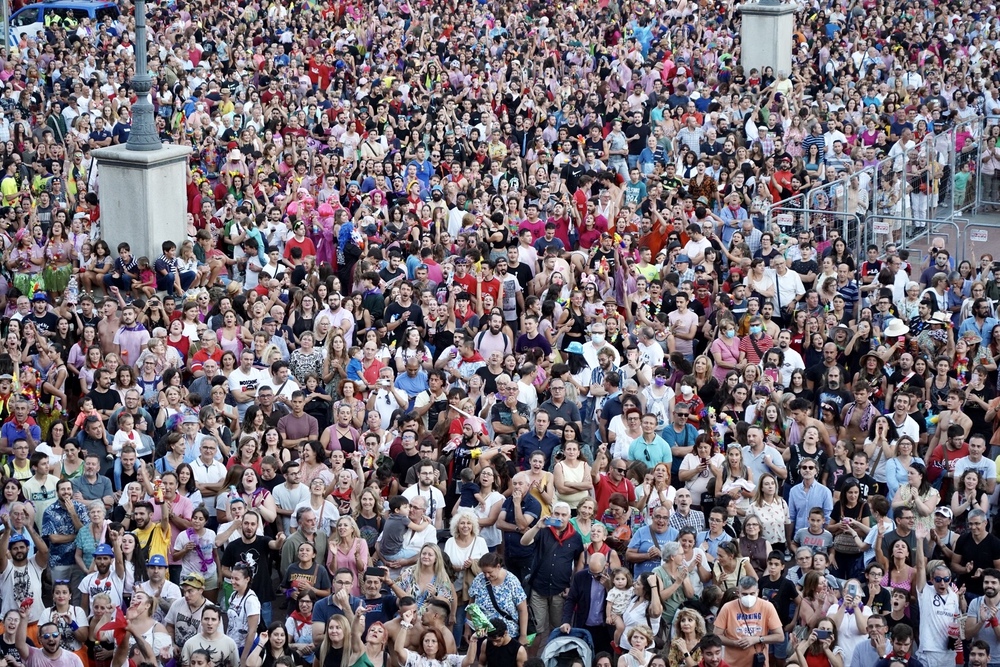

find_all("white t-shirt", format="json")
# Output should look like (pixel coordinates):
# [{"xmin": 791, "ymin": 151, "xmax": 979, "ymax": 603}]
[
  {"xmin": 79, "ymin": 569, "xmax": 126, "ymax": 614},
  {"xmin": 954, "ymin": 455, "xmax": 997, "ymax": 486},
  {"xmin": 226, "ymin": 589, "xmax": 261, "ymax": 650},
  {"xmin": 637, "ymin": 340, "xmax": 664, "ymax": 368},
  {"xmin": 474, "ymin": 491, "xmax": 505, "ymax": 548},
  {"xmin": 164, "ymin": 597, "xmax": 211, "ymax": 650},
  {"xmin": 25, "ymin": 646, "xmax": 84, "ymax": 667},
  {"xmin": 191, "ymin": 459, "xmax": 227, "ymax": 515},
  {"xmin": 228, "ymin": 367, "xmax": 267, "ymax": 416},
  {"xmin": 402, "ymin": 485, "xmax": 446, "ymax": 527},
  {"xmin": 138, "ymin": 579, "xmax": 183, "ymax": 623},
  {"xmin": 37, "ymin": 606, "xmax": 89, "ymax": 651},
  {"xmin": 777, "ymin": 346, "xmax": 805, "ymax": 387},
  {"xmin": 272, "ymin": 483, "xmax": 311, "ymax": 534},
  {"xmin": 917, "ymin": 585, "xmax": 960, "ymax": 654},
  {"xmin": 443, "ymin": 536, "xmax": 489, "ymax": 591},
  {"xmin": 290, "ymin": 499, "xmax": 340, "ymax": 535},
  {"xmin": 0, "ymin": 558, "xmax": 45, "ymax": 622},
  {"xmin": 172, "ymin": 528, "xmax": 219, "ymax": 580},
  {"xmin": 259, "ymin": 377, "xmax": 301, "ymax": 401}
]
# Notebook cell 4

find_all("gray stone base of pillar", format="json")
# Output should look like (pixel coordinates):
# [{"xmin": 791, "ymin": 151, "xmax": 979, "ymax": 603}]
[
  {"xmin": 740, "ymin": 2, "xmax": 795, "ymax": 83},
  {"xmin": 92, "ymin": 144, "xmax": 192, "ymax": 261}
]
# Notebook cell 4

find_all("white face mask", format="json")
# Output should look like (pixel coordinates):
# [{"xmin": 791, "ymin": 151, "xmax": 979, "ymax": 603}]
[{"xmin": 740, "ymin": 594, "xmax": 757, "ymax": 608}]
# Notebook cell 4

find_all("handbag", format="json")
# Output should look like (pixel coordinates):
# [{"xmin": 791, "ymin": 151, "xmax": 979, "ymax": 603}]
[{"xmin": 486, "ymin": 580, "xmax": 536, "ymax": 637}]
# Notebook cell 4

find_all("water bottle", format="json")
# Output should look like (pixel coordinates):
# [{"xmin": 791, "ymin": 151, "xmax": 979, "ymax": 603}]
[{"xmin": 66, "ymin": 274, "xmax": 79, "ymax": 304}]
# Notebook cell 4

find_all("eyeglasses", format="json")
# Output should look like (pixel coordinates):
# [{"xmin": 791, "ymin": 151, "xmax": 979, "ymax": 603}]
[
  {"xmin": 54, "ymin": 579, "xmax": 70, "ymax": 584},
  {"xmin": 933, "ymin": 576, "xmax": 951, "ymax": 583},
  {"xmin": 40, "ymin": 634, "xmax": 59, "ymax": 640},
  {"xmin": 614, "ymin": 467, "xmax": 627, "ymax": 474},
  {"xmin": 799, "ymin": 465, "xmax": 816, "ymax": 471}
]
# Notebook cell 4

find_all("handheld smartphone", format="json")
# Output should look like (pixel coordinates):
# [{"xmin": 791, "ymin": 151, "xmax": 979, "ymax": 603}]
[
  {"xmin": 764, "ymin": 368, "xmax": 779, "ymax": 383},
  {"xmin": 815, "ymin": 630, "xmax": 831, "ymax": 640},
  {"xmin": 847, "ymin": 582, "xmax": 859, "ymax": 598},
  {"xmin": 543, "ymin": 517, "xmax": 561, "ymax": 527}
]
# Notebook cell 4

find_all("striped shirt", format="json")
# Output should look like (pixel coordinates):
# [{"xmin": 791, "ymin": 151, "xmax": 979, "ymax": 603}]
[{"xmin": 836, "ymin": 278, "xmax": 860, "ymax": 307}]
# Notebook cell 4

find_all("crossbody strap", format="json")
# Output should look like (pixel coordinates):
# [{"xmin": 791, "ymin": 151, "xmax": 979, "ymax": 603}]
[{"xmin": 485, "ymin": 582, "xmax": 514, "ymax": 622}]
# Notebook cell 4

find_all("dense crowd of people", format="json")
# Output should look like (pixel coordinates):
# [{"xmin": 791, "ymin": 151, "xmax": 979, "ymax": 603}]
[{"xmin": 0, "ymin": 0, "xmax": 1000, "ymax": 667}]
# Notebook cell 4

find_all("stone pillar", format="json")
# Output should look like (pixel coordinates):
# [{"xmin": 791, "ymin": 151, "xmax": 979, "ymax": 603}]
[
  {"xmin": 89, "ymin": 0, "xmax": 192, "ymax": 261},
  {"xmin": 740, "ymin": 0, "xmax": 795, "ymax": 81},
  {"xmin": 91, "ymin": 144, "xmax": 192, "ymax": 258}
]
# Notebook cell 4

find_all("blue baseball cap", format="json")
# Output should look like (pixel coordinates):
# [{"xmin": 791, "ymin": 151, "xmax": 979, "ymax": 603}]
[
  {"xmin": 8, "ymin": 534, "xmax": 29, "ymax": 546},
  {"xmin": 94, "ymin": 544, "xmax": 114, "ymax": 557},
  {"xmin": 147, "ymin": 554, "xmax": 168, "ymax": 568}
]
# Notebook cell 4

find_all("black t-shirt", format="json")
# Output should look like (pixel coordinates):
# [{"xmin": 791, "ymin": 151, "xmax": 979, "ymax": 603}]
[
  {"xmin": 560, "ymin": 162, "xmax": 586, "ymax": 192},
  {"xmin": 760, "ymin": 574, "xmax": 798, "ymax": 624},
  {"xmin": 392, "ymin": 451, "xmax": 422, "ymax": 481},
  {"xmin": 791, "ymin": 259, "xmax": 819, "ymax": 290},
  {"xmin": 954, "ymin": 532, "xmax": 1000, "ymax": 596},
  {"xmin": 822, "ymin": 458, "xmax": 848, "ymax": 490},
  {"xmin": 221, "ymin": 535, "xmax": 276, "ymax": 602},
  {"xmin": 476, "ymin": 366, "xmax": 502, "ymax": 395},
  {"xmin": 26, "ymin": 311, "xmax": 59, "ymax": 338},
  {"xmin": 379, "ymin": 265, "xmax": 406, "ymax": 286},
  {"xmin": 861, "ymin": 585, "xmax": 892, "ymax": 615},
  {"xmin": 837, "ymin": 473, "xmax": 881, "ymax": 500},
  {"xmin": 383, "ymin": 302, "xmax": 424, "ymax": 346},
  {"xmin": 89, "ymin": 387, "xmax": 122, "ymax": 413},
  {"xmin": 888, "ymin": 369, "xmax": 926, "ymax": 395}
]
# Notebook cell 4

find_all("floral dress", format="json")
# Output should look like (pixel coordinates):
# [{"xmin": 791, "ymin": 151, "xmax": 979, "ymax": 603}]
[
  {"xmin": 466, "ymin": 571, "xmax": 527, "ymax": 639},
  {"xmin": 396, "ymin": 567, "xmax": 454, "ymax": 613}
]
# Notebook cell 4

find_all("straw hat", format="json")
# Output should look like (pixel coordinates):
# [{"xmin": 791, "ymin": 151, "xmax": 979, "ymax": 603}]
[{"xmin": 883, "ymin": 319, "xmax": 910, "ymax": 338}]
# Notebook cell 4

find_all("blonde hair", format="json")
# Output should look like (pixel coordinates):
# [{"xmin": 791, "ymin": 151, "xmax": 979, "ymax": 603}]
[
  {"xmin": 449, "ymin": 508, "xmax": 481, "ymax": 539},
  {"xmin": 671, "ymin": 607, "xmax": 707, "ymax": 641},
  {"xmin": 331, "ymin": 516, "xmax": 362, "ymax": 546},
  {"xmin": 626, "ymin": 624, "xmax": 654, "ymax": 647},
  {"xmin": 414, "ymin": 545, "xmax": 454, "ymax": 599},
  {"xmin": 317, "ymin": 614, "xmax": 353, "ymax": 667}
]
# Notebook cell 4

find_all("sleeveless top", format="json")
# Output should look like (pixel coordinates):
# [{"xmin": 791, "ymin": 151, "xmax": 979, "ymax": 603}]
[
  {"xmin": 556, "ymin": 461, "xmax": 589, "ymax": 508},
  {"xmin": 713, "ymin": 556, "xmax": 751, "ymax": 591},
  {"xmin": 739, "ymin": 537, "xmax": 768, "ymax": 574},
  {"xmin": 485, "ymin": 638, "xmax": 522, "ymax": 667}
]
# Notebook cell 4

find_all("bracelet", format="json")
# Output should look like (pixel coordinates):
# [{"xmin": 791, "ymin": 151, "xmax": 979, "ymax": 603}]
[{"xmin": 400, "ymin": 622, "xmax": 412, "ymax": 629}]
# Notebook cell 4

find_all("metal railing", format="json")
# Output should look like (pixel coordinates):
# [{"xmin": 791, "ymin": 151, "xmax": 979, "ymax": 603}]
[{"xmin": 767, "ymin": 121, "xmax": 979, "ymax": 255}]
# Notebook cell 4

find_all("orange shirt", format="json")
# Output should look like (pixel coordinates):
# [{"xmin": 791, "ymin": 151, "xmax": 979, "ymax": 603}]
[{"xmin": 713, "ymin": 598, "xmax": 782, "ymax": 667}]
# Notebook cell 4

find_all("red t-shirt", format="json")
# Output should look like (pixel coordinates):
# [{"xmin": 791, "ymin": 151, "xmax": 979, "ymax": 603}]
[
  {"xmin": 452, "ymin": 272, "xmax": 477, "ymax": 296},
  {"xmin": 478, "ymin": 277, "xmax": 501, "ymax": 305},
  {"xmin": 191, "ymin": 346, "xmax": 223, "ymax": 374},
  {"xmin": 594, "ymin": 473, "xmax": 636, "ymax": 516},
  {"xmin": 284, "ymin": 236, "xmax": 317, "ymax": 260}
]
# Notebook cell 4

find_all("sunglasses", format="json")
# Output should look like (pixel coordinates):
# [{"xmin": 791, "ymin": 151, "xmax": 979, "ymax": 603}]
[
  {"xmin": 41, "ymin": 633, "xmax": 59, "ymax": 640},
  {"xmin": 933, "ymin": 576, "xmax": 951, "ymax": 583},
  {"xmin": 614, "ymin": 468, "xmax": 627, "ymax": 474}
]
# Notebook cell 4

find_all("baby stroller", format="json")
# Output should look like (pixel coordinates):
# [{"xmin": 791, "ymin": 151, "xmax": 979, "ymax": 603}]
[{"xmin": 541, "ymin": 628, "xmax": 594, "ymax": 667}]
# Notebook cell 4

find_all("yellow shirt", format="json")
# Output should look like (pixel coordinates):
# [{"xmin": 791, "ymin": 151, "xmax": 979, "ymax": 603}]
[
  {"xmin": 133, "ymin": 523, "xmax": 171, "ymax": 561},
  {"xmin": 1, "ymin": 176, "xmax": 18, "ymax": 206}
]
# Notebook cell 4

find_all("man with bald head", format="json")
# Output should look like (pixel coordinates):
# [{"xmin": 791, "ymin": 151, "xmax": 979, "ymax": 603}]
[
  {"xmin": 560, "ymin": 551, "xmax": 611, "ymax": 654},
  {"xmin": 592, "ymin": 444, "xmax": 636, "ymax": 516}
]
